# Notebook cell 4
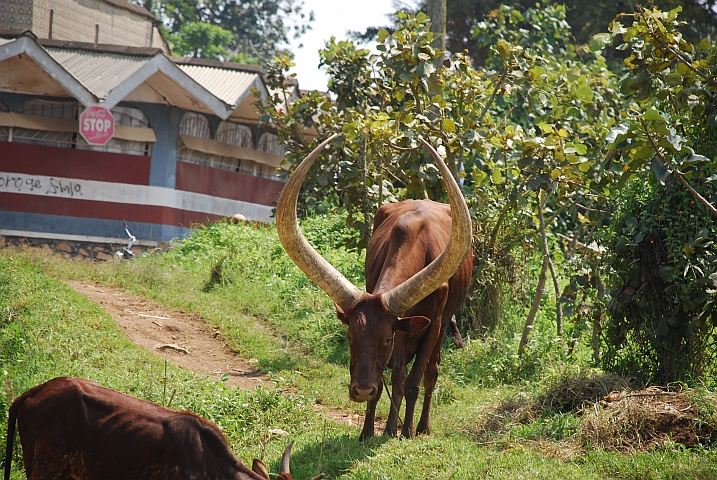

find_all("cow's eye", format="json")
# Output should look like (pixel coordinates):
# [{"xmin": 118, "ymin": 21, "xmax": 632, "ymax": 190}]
[{"xmin": 384, "ymin": 337, "xmax": 393, "ymax": 346}]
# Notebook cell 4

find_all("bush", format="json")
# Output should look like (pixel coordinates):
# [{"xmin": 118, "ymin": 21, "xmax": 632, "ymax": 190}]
[{"xmin": 602, "ymin": 174, "xmax": 717, "ymax": 385}]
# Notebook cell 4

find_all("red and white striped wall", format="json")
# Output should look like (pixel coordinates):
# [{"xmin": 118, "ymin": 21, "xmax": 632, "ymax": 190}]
[{"xmin": 0, "ymin": 142, "xmax": 284, "ymax": 244}]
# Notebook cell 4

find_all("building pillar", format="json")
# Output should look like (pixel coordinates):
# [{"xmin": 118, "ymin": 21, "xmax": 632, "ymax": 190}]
[{"xmin": 139, "ymin": 103, "xmax": 182, "ymax": 188}]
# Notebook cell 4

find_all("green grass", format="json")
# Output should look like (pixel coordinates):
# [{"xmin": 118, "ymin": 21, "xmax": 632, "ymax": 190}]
[{"xmin": 1, "ymin": 217, "xmax": 716, "ymax": 479}]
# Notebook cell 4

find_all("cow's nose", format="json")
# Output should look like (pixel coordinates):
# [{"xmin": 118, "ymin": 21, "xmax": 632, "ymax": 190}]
[{"xmin": 350, "ymin": 384, "xmax": 377, "ymax": 402}]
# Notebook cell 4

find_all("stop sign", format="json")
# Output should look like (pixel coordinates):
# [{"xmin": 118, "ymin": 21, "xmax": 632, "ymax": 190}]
[{"xmin": 79, "ymin": 106, "xmax": 115, "ymax": 145}]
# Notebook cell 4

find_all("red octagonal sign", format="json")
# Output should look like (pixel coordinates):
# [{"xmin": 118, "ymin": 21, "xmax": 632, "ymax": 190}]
[{"xmin": 79, "ymin": 106, "xmax": 115, "ymax": 145}]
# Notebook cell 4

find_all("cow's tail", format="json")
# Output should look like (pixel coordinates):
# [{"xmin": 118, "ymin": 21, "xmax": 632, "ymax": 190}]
[
  {"xmin": 447, "ymin": 315, "xmax": 464, "ymax": 349},
  {"xmin": 4, "ymin": 397, "xmax": 19, "ymax": 480}
]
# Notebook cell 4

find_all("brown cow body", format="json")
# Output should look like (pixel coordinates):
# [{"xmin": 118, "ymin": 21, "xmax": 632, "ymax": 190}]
[
  {"xmin": 276, "ymin": 136, "xmax": 473, "ymax": 440},
  {"xmin": 4, "ymin": 377, "xmax": 291, "ymax": 480},
  {"xmin": 345, "ymin": 199, "xmax": 473, "ymax": 438}
]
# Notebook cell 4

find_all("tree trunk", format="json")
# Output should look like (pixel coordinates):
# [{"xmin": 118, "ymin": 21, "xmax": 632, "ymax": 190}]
[
  {"xmin": 426, "ymin": 0, "xmax": 446, "ymax": 53},
  {"xmin": 537, "ymin": 194, "xmax": 563, "ymax": 337},
  {"xmin": 518, "ymin": 255, "xmax": 549, "ymax": 356},
  {"xmin": 591, "ymin": 275, "xmax": 605, "ymax": 364}
]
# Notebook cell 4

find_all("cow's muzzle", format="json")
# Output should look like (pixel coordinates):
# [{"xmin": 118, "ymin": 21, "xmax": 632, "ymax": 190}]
[{"xmin": 350, "ymin": 383, "xmax": 378, "ymax": 402}]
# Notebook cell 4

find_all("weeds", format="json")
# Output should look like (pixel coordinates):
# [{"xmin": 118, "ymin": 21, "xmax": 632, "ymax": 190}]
[{"xmin": 2, "ymin": 215, "xmax": 717, "ymax": 478}]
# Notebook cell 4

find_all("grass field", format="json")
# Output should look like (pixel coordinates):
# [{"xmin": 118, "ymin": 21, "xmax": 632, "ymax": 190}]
[{"xmin": 1, "ymin": 217, "xmax": 716, "ymax": 479}]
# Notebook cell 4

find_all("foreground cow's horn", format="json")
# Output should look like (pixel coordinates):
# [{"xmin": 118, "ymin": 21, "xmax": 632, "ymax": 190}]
[
  {"xmin": 276, "ymin": 134, "xmax": 472, "ymax": 315},
  {"xmin": 276, "ymin": 133, "xmax": 364, "ymax": 311},
  {"xmin": 279, "ymin": 440, "xmax": 293, "ymax": 475},
  {"xmin": 381, "ymin": 138, "xmax": 473, "ymax": 315}
]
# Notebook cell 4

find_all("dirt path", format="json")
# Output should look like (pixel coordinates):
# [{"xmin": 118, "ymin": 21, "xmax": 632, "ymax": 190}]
[
  {"xmin": 66, "ymin": 281, "xmax": 270, "ymax": 389},
  {"xmin": 65, "ymin": 280, "xmax": 366, "ymax": 429}
]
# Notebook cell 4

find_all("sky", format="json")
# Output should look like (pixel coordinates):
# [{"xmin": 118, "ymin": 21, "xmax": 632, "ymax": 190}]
[{"xmin": 287, "ymin": 0, "xmax": 404, "ymax": 92}]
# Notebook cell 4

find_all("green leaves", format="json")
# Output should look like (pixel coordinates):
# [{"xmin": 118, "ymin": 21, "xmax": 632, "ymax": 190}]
[
  {"xmin": 442, "ymin": 118, "xmax": 457, "ymax": 133},
  {"xmin": 644, "ymin": 108, "xmax": 665, "ymax": 122},
  {"xmin": 650, "ymin": 157, "xmax": 672, "ymax": 185},
  {"xmin": 576, "ymin": 85, "xmax": 595, "ymax": 103},
  {"xmin": 601, "ymin": 5, "xmax": 717, "ymax": 384},
  {"xmin": 589, "ymin": 33, "xmax": 613, "ymax": 52},
  {"xmin": 537, "ymin": 123, "xmax": 554, "ymax": 135},
  {"xmin": 163, "ymin": 0, "xmax": 313, "ymax": 64},
  {"xmin": 169, "ymin": 22, "xmax": 234, "ymax": 60}
]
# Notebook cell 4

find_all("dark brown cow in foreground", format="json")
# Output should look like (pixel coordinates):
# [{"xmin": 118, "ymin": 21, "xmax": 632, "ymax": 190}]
[
  {"xmin": 276, "ymin": 135, "xmax": 472, "ymax": 439},
  {"xmin": 4, "ymin": 377, "xmax": 294, "ymax": 480}
]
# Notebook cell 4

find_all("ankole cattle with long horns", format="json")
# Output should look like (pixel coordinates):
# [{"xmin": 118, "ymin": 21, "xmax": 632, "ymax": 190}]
[
  {"xmin": 4, "ymin": 377, "xmax": 297, "ymax": 480},
  {"xmin": 276, "ymin": 135, "xmax": 473, "ymax": 439}
]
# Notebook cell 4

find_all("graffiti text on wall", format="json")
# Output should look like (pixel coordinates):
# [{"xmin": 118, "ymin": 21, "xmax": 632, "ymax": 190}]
[{"xmin": 0, "ymin": 173, "xmax": 84, "ymax": 198}]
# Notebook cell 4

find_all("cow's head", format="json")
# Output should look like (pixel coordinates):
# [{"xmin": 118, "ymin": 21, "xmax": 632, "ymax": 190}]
[
  {"xmin": 276, "ymin": 134, "xmax": 472, "ymax": 403},
  {"xmin": 335, "ymin": 294, "xmax": 431, "ymax": 401}
]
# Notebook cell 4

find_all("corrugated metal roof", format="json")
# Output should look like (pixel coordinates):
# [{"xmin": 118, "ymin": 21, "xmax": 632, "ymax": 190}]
[
  {"xmin": 46, "ymin": 47, "xmax": 150, "ymax": 100},
  {"xmin": 178, "ymin": 64, "xmax": 259, "ymax": 107},
  {"xmin": 14, "ymin": 38, "xmax": 266, "ymax": 115}
]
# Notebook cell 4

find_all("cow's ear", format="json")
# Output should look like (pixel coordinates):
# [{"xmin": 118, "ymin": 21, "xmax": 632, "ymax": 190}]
[
  {"xmin": 397, "ymin": 316, "xmax": 431, "ymax": 336},
  {"xmin": 252, "ymin": 459, "xmax": 271, "ymax": 479},
  {"xmin": 335, "ymin": 304, "xmax": 349, "ymax": 325}
]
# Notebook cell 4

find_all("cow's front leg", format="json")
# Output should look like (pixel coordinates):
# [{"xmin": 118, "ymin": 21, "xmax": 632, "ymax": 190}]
[
  {"xmin": 416, "ymin": 348, "xmax": 442, "ymax": 435},
  {"xmin": 401, "ymin": 328, "xmax": 442, "ymax": 438},
  {"xmin": 359, "ymin": 386, "xmax": 382, "ymax": 441},
  {"xmin": 401, "ymin": 360, "xmax": 430, "ymax": 438},
  {"xmin": 384, "ymin": 365, "xmax": 406, "ymax": 437}
]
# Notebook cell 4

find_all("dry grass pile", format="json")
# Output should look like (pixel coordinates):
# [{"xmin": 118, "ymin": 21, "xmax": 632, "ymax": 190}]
[
  {"xmin": 472, "ymin": 374, "xmax": 632, "ymax": 439},
  {"xmin": 536, "ymin": 374, "xmax": 632, "ymax": 413},
  {"xmin": 579, "ymin": 386, "xmax": 717, "ymax": 452},
  {"xmin": 472, "ymin": 392, "xmax": 541, "ymax": 438},
  {"xmin": 471, "ymin": 374, "xmax": 717, "ymax": 453}
]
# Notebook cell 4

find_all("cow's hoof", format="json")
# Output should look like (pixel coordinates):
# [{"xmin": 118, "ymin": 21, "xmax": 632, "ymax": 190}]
[{"xmin": 416, "ymin": 422, "xmax": 430, "ymax": 436}]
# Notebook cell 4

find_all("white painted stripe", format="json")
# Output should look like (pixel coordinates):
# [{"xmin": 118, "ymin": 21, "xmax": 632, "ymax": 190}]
[
  {"xmin": 0, "ymin": 171, "xmax": 275, "ymax": 222},
  {"xmin": 0, "ymin": 229, "xmax": 160, "ymax": 246}
]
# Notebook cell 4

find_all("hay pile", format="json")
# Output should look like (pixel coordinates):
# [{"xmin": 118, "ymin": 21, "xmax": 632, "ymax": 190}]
[
  {"xmin": 579, "ymin": 386, "xmax": 717, "ymax": 452},
  {"xmin": 536, "ymin": 374, "xmax": 632, "ymax": 413},
  {"xmin": 473, "ymin": 375, "xmax": 717, "ymax": 453}
]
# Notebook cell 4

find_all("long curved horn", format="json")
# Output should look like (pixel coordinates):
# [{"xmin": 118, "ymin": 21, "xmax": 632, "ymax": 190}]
[
  {"xmin": 382, "ymin": 138, "xmax": 473, "ymax": 316},
  {"xmin": 279, "ymin": 440, "xmax": 293, "ymax": 475},
  {"xmin": 275, "ymin": 134, "xmax": 364, "ymax": 311}
]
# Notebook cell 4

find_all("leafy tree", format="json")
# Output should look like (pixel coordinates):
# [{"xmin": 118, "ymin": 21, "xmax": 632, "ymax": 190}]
[
  {"xmin": 258, "ymin": 5, "xmax": 629, "ymax": 341},
  {"xmin": 133, "ymin": 0, "xmax": 314, "ymax": 62},
  {"xmin": 590, "ymin": 6, "xmax": 717, "ymax": 383},
  {"xmin": 170, "ymin": 21, "xmax": 234, "ymax": 60},
  {"xmin": 465, "ymin": 3, "xmax": 627, "ymax": 345},
  {"xmin": 351, "ymin": 1, "xmax": 717, "ymax": 69}
]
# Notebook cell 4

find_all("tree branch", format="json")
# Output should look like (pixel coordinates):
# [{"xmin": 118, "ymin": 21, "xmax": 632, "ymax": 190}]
[
  {"xmin": 642, "ymin": 119, "xmax": 717, "ymax": 218},
  {"xmin": 519, "ymin": 255, "xmax": 548, "ymax": 356},
  {"xmin": 538, "ymin": 193, "xmax": 563, "ymax": 337},
  {"xmin": 478, "ymin": 66, "xmax": 509, "ymax": 125}
]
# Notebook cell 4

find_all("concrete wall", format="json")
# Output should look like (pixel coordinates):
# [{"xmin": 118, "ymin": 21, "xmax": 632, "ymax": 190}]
[
  {"xmin": 0, "ymin": 0, "xmax": 158, "ymax": 48},
  {"xmin": 0, "ymin": 0, "xmax": 33, "ymax": 31},
  {"xmin": 34, "ymin": 0, "xmax": 153, "ymax": 46}
]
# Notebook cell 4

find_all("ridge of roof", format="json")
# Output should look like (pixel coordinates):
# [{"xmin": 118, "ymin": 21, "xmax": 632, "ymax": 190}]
[
  {"xmin": 0, "ymin": 29, "xmax": 38, "ymax": 40},
  {"xmin": 39, "ymin": 39, "xmax": 163, "ymax": 57},
  {"xmin": 170, "ymin": 56, "xmax": 264, "ymax": 74}
]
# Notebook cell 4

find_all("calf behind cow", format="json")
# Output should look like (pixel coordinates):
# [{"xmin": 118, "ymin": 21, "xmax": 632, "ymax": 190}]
[{"xmin": 4, "ymin": 377, "xmax": 294, "ymax": 480}]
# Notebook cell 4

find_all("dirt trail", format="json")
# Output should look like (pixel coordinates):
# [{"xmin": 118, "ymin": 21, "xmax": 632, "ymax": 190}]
[
  {"xmin": 66, "ymin": 280, "xmax": 269, "ymax": 389},
  {"xmin": 65, "ymin": 280, "xmax": 366, "ymax": 428}
]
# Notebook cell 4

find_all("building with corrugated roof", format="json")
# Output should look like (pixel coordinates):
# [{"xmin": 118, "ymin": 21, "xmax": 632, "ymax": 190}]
[{"xmin": 0, "ymin": 0, "xmax": 300, "ymax": 250}]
